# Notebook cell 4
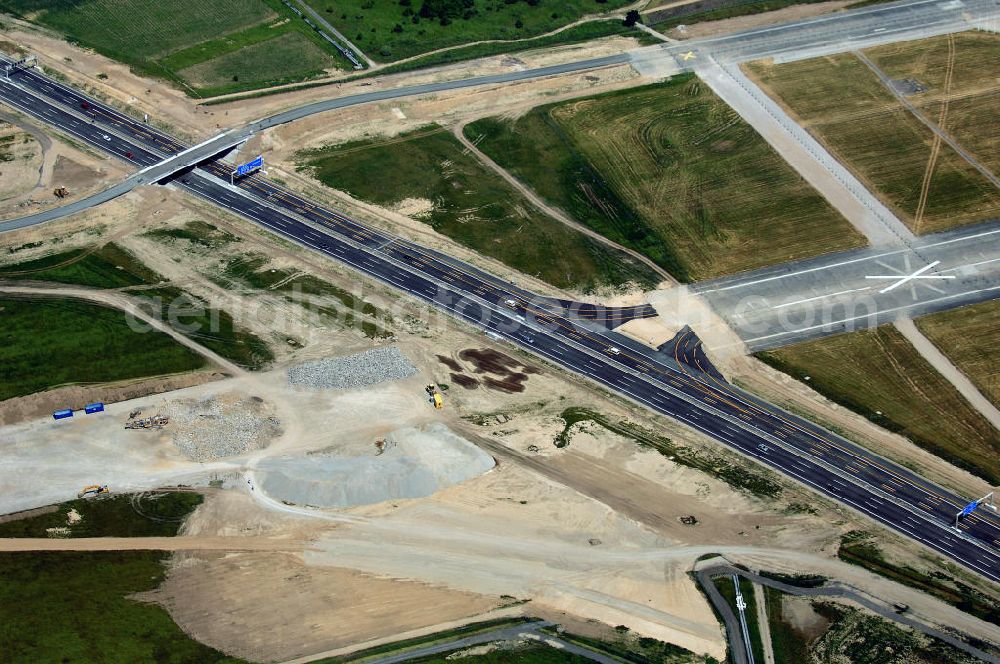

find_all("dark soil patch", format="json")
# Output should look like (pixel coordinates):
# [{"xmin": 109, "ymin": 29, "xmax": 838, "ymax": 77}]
[
  {"xmin": 459, "ymin": 349, "xmax": 539, "ymax": 375},
  {"xmin": 483, "ymin": 374, "xmax": 530, "ymax": 393},
  {"xmin": 437, "ymin": 355, "xmax": 463, "ymax": 372},
  {"xmin": 451, "ymin": 373, "xmax": 479, "ymax": 389}
]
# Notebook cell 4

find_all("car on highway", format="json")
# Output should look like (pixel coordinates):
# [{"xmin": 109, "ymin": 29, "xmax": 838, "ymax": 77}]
[
  {"xmin": 756, "ymin": 444, "xmax": 770, "ymax": 453},
  {"xmin": 79, "ymin": 101, "xmax": 89, "ymax": 110},
  {"xmin": 504, "ymin": 298, "xmax": 518, "ymax": 309},
  {"xmin": 101, "ymin": 134, "xmax": 111, "ymax": 141},
  {"xmin": 124, "ymin": 151, "xmax": 133, "ymax": 159},
  {"xmin": 606, "ymin": 346, "xmax": 621, "ymax": 355}
]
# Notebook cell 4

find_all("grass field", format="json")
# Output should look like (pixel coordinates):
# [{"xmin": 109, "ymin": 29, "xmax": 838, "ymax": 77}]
[
  {"xmin": 0, "ymin": 243, "xmax": 163, "ymax": 288},
  {"xmin": 0, "ymin": 0, "xmax": 347, "ymax": 97},
  {"xmin": 467, "ymin": 75, "xmax": 862, "ymax": 282},
  {"xmin": 756, "ymin": 325, "xmax": 1000, "ymax": 484},
  {"xmin": 0, "ymin": 493, "xmax": 245, "ymax": 663},
  {"xmin": 746, "ymin": 52, "xmax": 1000, "ymax": 234},
  {"xmin": 216, "ymin": 254, "xmax": 392, "ymax": 339},
  {"xmin": 0, "ymin": 297, "xmax": 206, "ymax": 400},
  {"xmin": 915, "ymin": 299, "xmax": 1000, "ymax": 411},
  {"xmin": 136, "ymin": 287, "xmax": 274, "ymax": 371},
  {"xmin": 865, "ymin": 31, "xmax": 1000, "ymax": 181},
  {"xmin": 144, "ymin": 220, "xmax": 242, "ymax": 249},
  {"xmin": 300, "ymin": 125, "xmax": 661, "ymax": 291},
  {"xmin": 304, "ymin": 0, "xmax": 631, "ymax": 62},
  {"xmin": 176, "ymin": 32, "xmax": 334, "ymax": 93},
  {"xmin": 762, "ymin": 587, "xmax": 813, "ymax": 663},
  {"xmin": 0, "ymin": 243, "xmax": 273, "ymax": 370}
]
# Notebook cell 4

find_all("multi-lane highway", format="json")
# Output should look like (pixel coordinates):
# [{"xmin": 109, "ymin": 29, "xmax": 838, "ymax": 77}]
[{"xmin": 1, "ymin": 5, "xmax": 999, "ymax": 585}]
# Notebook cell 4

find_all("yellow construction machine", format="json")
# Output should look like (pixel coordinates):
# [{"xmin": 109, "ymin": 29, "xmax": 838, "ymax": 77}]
[{"xmin": 77, "ymin": 485, "xmax": 109, "ymax": 499}]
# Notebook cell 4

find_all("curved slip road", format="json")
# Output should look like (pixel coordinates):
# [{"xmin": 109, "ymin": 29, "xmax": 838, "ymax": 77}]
[
  {"xmin": 696, "ymin": 562, "xmax": 1000, "ymax": 664},
  {"xmin": 2, "ymin": 1, "xmax": 1000, "ymax": 586}
]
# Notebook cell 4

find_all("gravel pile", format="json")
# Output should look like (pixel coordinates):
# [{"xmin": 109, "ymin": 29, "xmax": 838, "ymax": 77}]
[
  {"xmin": 257, "ymin": 423, "xmax": 495, "ymax": 508},
  {"xmin": 288, "ymin": 346, "xmax": 417, "ymax": 390},
  {"xmin": 166, "ymin": 394, "xmax": 282, "ymax": 461}
]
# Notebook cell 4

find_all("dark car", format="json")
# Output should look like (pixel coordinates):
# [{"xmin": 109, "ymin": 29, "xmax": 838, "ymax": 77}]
[
  {"xmin": 124, "ymin": 151, "xmax": 133, "ymax": 158},
  {"xmin": 80, "ymin": 101, "xmax": 90, "ymax": 110}
]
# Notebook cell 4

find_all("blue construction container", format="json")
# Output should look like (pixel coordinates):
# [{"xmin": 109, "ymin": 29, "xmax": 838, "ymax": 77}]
[
  {"xmin": 84, "ymin": 402, "xmax": 104, "ymax": 414},
  {"xmin": 53, "ymin": 409, "xmax": 73, "ymax": 420}
]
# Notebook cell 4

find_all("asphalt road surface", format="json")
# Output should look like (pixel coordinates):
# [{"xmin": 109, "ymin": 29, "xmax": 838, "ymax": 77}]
[
  {"xmin": 697, "ymin": 563, "xmax": 1000, "ymax": 663},
  {"xmin": 695, "ymin": 221, "xmax": 1000, "ymax": 350},
  {"xmin": 1, "ymin": 4, "xmax": 999, "ymax": 584}
]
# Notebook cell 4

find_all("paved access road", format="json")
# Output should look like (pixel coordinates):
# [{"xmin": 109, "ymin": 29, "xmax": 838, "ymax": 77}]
[
  {"xmin": 696, "ymin": 563, "xmax": 1000, "ymax": 664},
  {"xmin": 695, "ymin": 221, "xmax": 1000, "ymax": 350},
  {"xmin": 2, "ymin": 12, "xmax": 999, "ymax": 584}
]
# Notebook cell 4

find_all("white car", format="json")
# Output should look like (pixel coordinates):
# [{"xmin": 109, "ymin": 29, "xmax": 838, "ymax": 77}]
[
  {"xmin": 504, "ymin": 298, "xmax": 518, "ymax": 309},
  {"xmin": 102, "ymin": 134, "xmax": 111, "ymax": 141},
  {"xmin": 606, "ymin": 346, "xmax": 621, "ymax": 355}
]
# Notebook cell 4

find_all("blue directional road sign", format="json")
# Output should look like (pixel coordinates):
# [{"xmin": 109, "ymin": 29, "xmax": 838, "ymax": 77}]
[
  {"xmin": 235, "ymin": 155, "xmax": 263, "ymax": 178},
  {"xmin": 960, "ymin": 501, "xmax": 979, "ymax": 517}
]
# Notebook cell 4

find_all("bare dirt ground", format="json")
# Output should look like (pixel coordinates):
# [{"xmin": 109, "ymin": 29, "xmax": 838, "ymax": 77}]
[
  {"xmin": 4, "ymin": 190, "xmax": 999, "ymax": 659},
  {"xmin": 0, "ymin": 17, "xmax": 648, "ymax": 146},
  {"xmin": 0, "ymin": 118, "xmax": 42, "ymax": 201},
  {"xmin": 150, "ymin": 550, "xmax": 506, "ymax": 663},
  {"xmin": 2, "ymin": 41, "xmax": 998, "ymax": 659},
  {"xmin": 0, "ymin": 107, "xmax": 126, "ymax": 221}
]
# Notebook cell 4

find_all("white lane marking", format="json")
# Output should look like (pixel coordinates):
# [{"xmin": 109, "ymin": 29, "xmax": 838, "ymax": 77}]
[
  {"xmin": 746, "ymin": 284, "xmax": 1000, "ymax": 343},
  {"xmin": 701, "ymin": 226, "xmax": 1000, "ymax": 295},
  {"xmin": 940, "ymin": 256, "xmax": 1000, "ymax": 273},
  {"xmin": 771, "ymin": 287, "xmax": 871, "ymax": 310},
  {"xmin": 700, "ymin": 248, "xmax": 908, "ymax": 293},
  {"xmin": 864, "ymin": 260, "xmax": 955, "ymax": 293}
]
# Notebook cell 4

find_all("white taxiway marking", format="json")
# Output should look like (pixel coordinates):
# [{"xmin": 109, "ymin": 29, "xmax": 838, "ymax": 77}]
[
  {"xmin": 771, "ymin": 287, "xmax": 871, "ymax": 309},
  {"xmin": 865, "ymin": 260, "xmax": 955, "ymax": 293}
]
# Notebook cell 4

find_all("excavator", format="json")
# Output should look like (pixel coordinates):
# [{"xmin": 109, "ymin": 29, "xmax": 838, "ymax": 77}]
[
  {"xmin": 425, "ymin": 384, "xmax": 443, "ymax": 409},
  {"xmin": 77, "ymin": 485, "xmax": 109, "ymax": 499}
]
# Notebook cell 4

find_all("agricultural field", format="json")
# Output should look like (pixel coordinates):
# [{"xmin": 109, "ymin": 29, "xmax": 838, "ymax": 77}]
[
  {"xmin": 0, "ymin": 297, "xmax": 206, "ymax": 401},
  {"xmin": 466, "ymin": 75, "xmax": 862, "ymax": 282},
  {"xmin": 299, "ymin": 125, "xmax": 662, "ymax": 291},
  {"xmin": 303, "ymin": 0, "xmax": 632, "ymax": 62},
  {"xmin": 0, "ymin": 0, "xmax": 349, "ymax": 96},
  {"xmin": 915, "ymin": 299, "xmax": 1000, "ymax": 410},
  {"xmin": 865, "ymin": 31, "xmax": 1000, "ymax": 179},
  {"xmin": 746, "ymin": 49, "xmax": 1000, "ymax": 234},
  {"xmin": 0, "ymin": 493, "xmax": 244, "ymax": 663},
  {"xmin": 756, "ymin": 325, "xmax": 1000, "ymax": 484}
]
